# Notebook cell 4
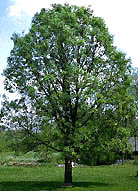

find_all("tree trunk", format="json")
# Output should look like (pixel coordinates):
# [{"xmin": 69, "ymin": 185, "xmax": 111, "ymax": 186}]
[
  {"xmin": 122, "ymin": 153, "xmax": 125, "ymax": 165},
  {"xmin": 64, "ymin": 157, "xmax": 72, "ymax": 186},
  {"xmin": 96, "ymin": 154, "xmax": 100, "ymax": 165},
  {"xmin": 134, "ymin": 135, "xmax": 137, "ymax": 152}
]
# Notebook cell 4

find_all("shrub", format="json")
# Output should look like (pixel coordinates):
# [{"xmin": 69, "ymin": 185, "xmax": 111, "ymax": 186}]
[{"xmin": 133, "ymin": 156, "xmax": 138, "ymax": 165}]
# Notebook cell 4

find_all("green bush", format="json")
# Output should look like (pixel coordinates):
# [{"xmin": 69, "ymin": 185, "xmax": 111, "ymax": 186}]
[
  {"xmin": 79, "ymin": 150, "xmax": 120, "ymax": 166},
  {"xmin": 0, "ymin": 154, "xmax": 17, "ymax": 166},
  {"xmin": 133, "ymin": 156, "xmax": 138, "ymax": 165}
]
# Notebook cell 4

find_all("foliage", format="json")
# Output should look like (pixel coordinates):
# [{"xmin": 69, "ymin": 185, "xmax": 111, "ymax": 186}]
[
  {"xmin": 1, "ymin": 4, "xmax": 134, "ymax": 184},
  {"xmin": 79, "ymin": 149, "xmax": 120, "ymax": 166},
  {"xmin": 0, "ymin": 96, "xmax": 42, "ymax": 153},
  {"xmin": 130, "ymin": 67, "xmax": 138, "ymax": 137},
  {"xmin": 133, "ymin": 156, "xmax": 138, "ymax": 165},
  {"xmin": 0, "ymin": 132, "xmax": 10, "ymax": 152},
  {"xmin": 35, "ymin": 145, "xmax": 54, "ymax": 163}
]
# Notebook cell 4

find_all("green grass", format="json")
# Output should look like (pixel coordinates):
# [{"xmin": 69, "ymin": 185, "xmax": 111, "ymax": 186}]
[
  {"xmin": 0, "ymin": 164, "xmax": 138, "ymax": 191},
  {"xmin": 0, "ymin": 152, "xmax": 14, "ymax": 161}
]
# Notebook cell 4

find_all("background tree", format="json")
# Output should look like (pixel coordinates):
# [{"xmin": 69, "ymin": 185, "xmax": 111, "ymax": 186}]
[
  {"xmin": 0, "ymin": 95, "xmax": 41, "ymax": 153},
  {"xmin": 130, "ymin": 68, "xmax": 138, "ymax": 153},
  {"xmin": 2, "ymin": 4, "xmax": 133, "ymax": 185}
]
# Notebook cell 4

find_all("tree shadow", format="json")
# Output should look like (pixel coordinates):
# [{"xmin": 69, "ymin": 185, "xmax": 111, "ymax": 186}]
[
  {"xmin": 73, "ymin": 181, "xmax": 109, "ymax": 187},
  {"xmin": 0, "ymin": 181, "xmax": 60, "ymax": 191},
  {"xmin": 0, "ymin": 181, "xmax": 111, "ymax": 191}
]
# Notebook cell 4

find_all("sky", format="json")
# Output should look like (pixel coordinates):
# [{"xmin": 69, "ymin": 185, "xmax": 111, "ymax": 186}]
[{"xmin": 0, "ymin": 0, "xmax": 138, "ymax": 100}]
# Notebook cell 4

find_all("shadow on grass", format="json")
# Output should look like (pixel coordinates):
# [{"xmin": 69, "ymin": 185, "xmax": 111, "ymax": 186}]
[
  {"xmin": 73, "ymin": 181, "xmax": 109, "ymax": 187},
  {"xmin": 0, "ymin": 181, "xmax": 61, "ymax": 191},
  {"xmin": 0, "ymin": 181, "xmax": 111, "ymax": 191}
]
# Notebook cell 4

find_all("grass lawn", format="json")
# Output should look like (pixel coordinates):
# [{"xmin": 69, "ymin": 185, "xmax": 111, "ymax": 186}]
[{"xmin": 0, "ymin": 164, "xmax": 138, "ymax": 191}]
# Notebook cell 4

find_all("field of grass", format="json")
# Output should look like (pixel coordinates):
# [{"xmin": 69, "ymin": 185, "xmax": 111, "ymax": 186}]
[{"xmin": 0, "ymin": 164, "xmax": 138, "ymax": 191}]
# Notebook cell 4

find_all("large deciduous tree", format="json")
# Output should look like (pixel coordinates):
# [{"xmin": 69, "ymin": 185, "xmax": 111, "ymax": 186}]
[{"xmin": 3, "ymin": 4, "xmax": 133, "ymax": 185}]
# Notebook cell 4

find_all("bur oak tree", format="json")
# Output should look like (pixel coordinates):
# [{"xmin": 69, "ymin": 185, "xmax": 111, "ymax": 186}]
[{"xmin": 3, "ymin": 4, "xmax": 133, "ymax": 185}]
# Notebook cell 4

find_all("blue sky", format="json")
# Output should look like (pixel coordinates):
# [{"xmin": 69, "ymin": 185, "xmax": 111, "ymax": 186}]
[
  {"xmin": 0, "ymin": 0, "xmax": 31, "ymax": 74},
  {"xmin": 0, "ymin": 0, "xmax": 138, "ymax": 99}
]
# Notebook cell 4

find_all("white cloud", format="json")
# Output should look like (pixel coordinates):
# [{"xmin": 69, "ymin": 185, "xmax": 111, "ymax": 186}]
[
  {"xmin": 8, "ymin": 0, "xmax": 94, "ymax": 17},
  {"xmin": 92, "ymin": 0, "xmax": 138, "ymax": 67}
]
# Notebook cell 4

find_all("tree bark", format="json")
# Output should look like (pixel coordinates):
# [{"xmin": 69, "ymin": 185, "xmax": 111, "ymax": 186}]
[
  {"xmin": 122, "ymin": 153, "xmax": 125, "ymax": 165},
  {"xmin": 64, "ymin": 156, "xmax": 72, "ymax": 186},
  {"xmin": 134, "ymin": 135, "xmax": 137, "ymax": 152}
]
